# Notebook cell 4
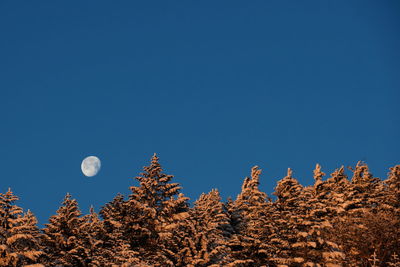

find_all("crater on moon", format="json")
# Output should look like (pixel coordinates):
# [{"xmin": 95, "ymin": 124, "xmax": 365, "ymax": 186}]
[{"xmin": 81, "ymin": 156, "xmax": 101, "ymax": 177}]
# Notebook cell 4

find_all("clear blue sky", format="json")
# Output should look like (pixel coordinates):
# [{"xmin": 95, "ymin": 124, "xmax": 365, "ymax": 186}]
[{"xmin": 1, "ymin": 1, "xmax": 399, "ymax": 225}]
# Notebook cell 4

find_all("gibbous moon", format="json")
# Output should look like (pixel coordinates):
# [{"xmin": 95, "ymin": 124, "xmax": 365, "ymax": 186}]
[{"xmin": 81, "ymin": 156, "xmax": 101, "ymax": 177}]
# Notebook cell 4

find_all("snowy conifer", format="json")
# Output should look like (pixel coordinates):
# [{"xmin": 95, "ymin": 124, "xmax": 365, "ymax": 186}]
[
  {"xmin": 226, "ymin": 166, "xmax": 277, "ymax": 266},
  {"xmin": 123, "ymin": 154, "xmax": 190, "ymax": 266},
  {"xmin": 188, "ymin": 189, "xmax": 232, "ymax": 266},
  {"xmin": 0, "ymin": 189, "xmax": 43, "ymax": 266},
  {"xmin": 42, "ymin": 193, "xmax": 87, "ymax": 266},
  {"xmin": 100, "ymin": 194, "xmax": 142, "ymax": 265}
]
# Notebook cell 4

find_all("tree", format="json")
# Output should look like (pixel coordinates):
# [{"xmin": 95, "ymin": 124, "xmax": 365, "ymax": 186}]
[
  {"xmin": 79, "ymin": 207, "xmax": 111, "ymax": 266},
  {"xmin": 291, "ymin": 165, "xmax": 344, "ymax": 266},
  {"xmin": 121, "ymin": 154, "xmax": 191, "ymax": 266},
  {"xmin": 0, "ymin": 189, "xmax": 43, "ymax": 266},
  {"xmin": 327, "ymin": 163, "xmax": 398, "ymax": 266},
  {"xmin": 100, "ymin": 194, "xmax": 141, "ymax": 266},
  {"xmin": 385, "ymin": 165, "xmax": 400, "ymax": 214},
  {"xmin": 42, "ymin": 193, "xmax": 87, "ymax": 266},
  {"xmin": 188, "ymin": 189, "xmax": 232, "ymax": 266},
  {"xmin": 226, "ymin": 166, "xmax": 277, "ymax": 266}
]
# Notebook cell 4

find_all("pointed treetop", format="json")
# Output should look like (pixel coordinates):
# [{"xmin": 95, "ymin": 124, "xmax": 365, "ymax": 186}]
[
  {"xmin": 351, "ymin": 161, "xmax": 373, "ymax": 183},
  {"xmin": 313, "ymin": 163, "xmax": 325, "ymax": 181},
  {"xmin": 151, "ymin": 153, "xmax": 159, "ymax": 165},
  {"xmin": 251, "ymin": 166, "xmax": 262, "ymax": 185},
  {"xmin": 388, "ymin": 165, "xmax": 400, "ymax": 179},
  {"xmin": 386, "ymin": 165, "xmax": 400, "ymax": 188},
  {"xmin": 330, "ymin": 166, "xmax": 346, "ymax": 182},
  {"xmin": 0, "ymin": 188, "xmax": 19, "ymax": 203},
  {"xmin": 287, "ymin": 168, "xmax": 293, "ymax": 178}
]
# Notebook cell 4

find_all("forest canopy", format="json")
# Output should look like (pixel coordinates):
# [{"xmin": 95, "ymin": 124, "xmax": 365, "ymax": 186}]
[{"xmin": 0, "ymin": 154, "xmax": 399, "ymax": 267}]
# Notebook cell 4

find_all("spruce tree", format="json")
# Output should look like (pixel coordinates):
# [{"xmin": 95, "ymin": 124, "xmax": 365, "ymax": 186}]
[
  {"xmin": 385, "ymin": 165, "xmax": 400, "ymax": 214},
  {"xmin": 291, "ymin": 165, "xmax": 344, "ymax": 266},
  {"xmin": 100, "ymin": 194, "xmax": 141, "ymax": 266},
  {"xmin": 347, "ymin": 162, "xmax": 383, "ymax": 213},
  {"xmin": 327, "ymin": 163, "xmax": 399, "ymax": 266},
  {"xmin": 271, "ymin": 168, "xmax": 304, "ymax": 266},
  {"xmin": 189, "ymin": 189, "xmax": 232, "ymax": 266},
  {"xmin": 0, "ymin": 189, "xmax": 43, "ymax": 267},
  {"xmin": 125, "ymin": 154, "xmax": 190, "ymax": 266},
  {"xmin": 79, "ymin": 207, "xmax": 110, "ymax": 266},
  {"xmin": 226, "ymin": 166, "xmax": 276, "ymax": 266},
  {"xmin": 42, "ymin": 193, "xmax": 87, "ymax": 266}
]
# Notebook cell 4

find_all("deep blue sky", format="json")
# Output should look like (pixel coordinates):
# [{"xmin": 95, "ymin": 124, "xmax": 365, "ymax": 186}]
[{"xmin": 1, "ymin": 1, "xmax": 399, "ymax": 225}]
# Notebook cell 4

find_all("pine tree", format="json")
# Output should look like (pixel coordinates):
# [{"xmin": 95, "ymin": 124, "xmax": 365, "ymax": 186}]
[
  {"xmin": 124, "ymin": 154, "xmax": 190, "ymax": 266},
  {"xmin": 225, "ymin": 166, "xmax": 277, "ymax": 266},
  {"xmin": 270, "ymin": 168, "xmax": 304, "ymax": 266},
  {"xmin": 385, "ymin": 165, "xmax": 400, "ymax": 214},
  {"xmin": 42, "ymin": 193, "xmax": 87, "ymax": 267},
  {"xmin": 100, "ymin": 194, "xmax": 141, "ymax": 266},
  {"xmin": 79, "ymin": 207, "xmax": 110, "ymax": 266},
  {"xmin": 188, "ymin": 189, "xmax": 232, "ymax": 266},
  {"xmin": 347, "ymin": 162, "xmax": 383, "ymax": 213},
  {"xmin": 292, "ymin": 164, "xmax": 344, "ymax": 266},
  {"xmin": 326, "ymin": 163, "xmax": 400, "ymax": 266},
  {"xmin": 323, "ymin": 166, "xmax": 349, "ymax": 218},
  {"xmin": 0, "ymin": 189, "xmax": 43, "ymax": 266}
]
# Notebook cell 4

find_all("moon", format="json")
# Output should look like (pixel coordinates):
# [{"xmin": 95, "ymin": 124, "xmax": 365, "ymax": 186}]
[{"xmin": 81, "ymin": 156, "xmax": 101, "ymax": 177}]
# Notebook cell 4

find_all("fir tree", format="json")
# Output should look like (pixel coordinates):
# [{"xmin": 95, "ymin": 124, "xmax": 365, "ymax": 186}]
[
  {"xmin": 100, "ymin": 194, "xmax": 141, "ymax": 266},
  {"xmin": 42, "ymin": 193, "xmax": 87, "ymax": 267},
  {"xmin": 125, "ymin": 154, "xmax": 190, "ymax": 266},
  {"xmin": 385, "ymin": 165, "xmax": 400, "ymax": 214},
  {"xmin": 347, "ymin": 162, "xmax": 384, "ymax": 213},
  {"xmin": 293, "ymin": 165, "xmax": 344, "ymax": 266},
  {"xmin": 189, "ymin": 189, "xmax": 232, "ymax": 266},
  {"xmin": 79, "ymin": 207, "xmax": 110, "ymax": 266},
  {"xmin": 0, "ymin": 189, "xmax": 43, "ymax": 267},
  {"xmin": 226, "ymin": 166, "xmax": 276, "ymax": 266},
  {"xmin": 271, "ymin": 168, "xmax": 304, "ymax": 266}
]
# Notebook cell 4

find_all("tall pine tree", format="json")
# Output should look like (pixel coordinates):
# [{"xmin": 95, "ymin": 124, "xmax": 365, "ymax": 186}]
[
  {"xmin": 42, "ymin": 193, "xmax": 87, "ymax": 266},
  {"xmin": 126, "ymin": 154, "xmax": 190, "ymax": 266},
  {"xmin": 0, "ymin": 189, "xmax": 43, "ymax": 267}
]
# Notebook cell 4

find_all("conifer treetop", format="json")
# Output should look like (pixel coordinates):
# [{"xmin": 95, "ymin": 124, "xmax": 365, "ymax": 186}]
[
  {"xmin": 329, "ymin": 166, "xmax": 347, "ymax": 183},
  {"xmin": 313, "ymin": 163, "xmax": 325, "ymax": 181},
  {"xmin": 386, "ymin": 165, "xmax": 400, "ymax": 189},
  {"xmin": 351, "ymin": 161, "xmax": 374, "ymax": 184}
]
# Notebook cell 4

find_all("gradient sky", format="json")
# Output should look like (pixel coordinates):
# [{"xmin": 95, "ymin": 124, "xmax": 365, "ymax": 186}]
[{"xmin": 1, "ymin": 1, "xmax": 399, "ymax": 225}]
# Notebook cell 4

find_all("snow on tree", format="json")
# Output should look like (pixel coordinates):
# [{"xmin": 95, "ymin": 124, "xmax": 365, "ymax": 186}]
[
  {"xmin": 269, "ymin": 168, "xmax": 305, "ymax": 266},
  {"xmin": 99, "ymin": 194, "xmax": 142, "ymax": 265},
  {"xmin": 2, "ymin": 158, "xmax": 399, "ymax": 266},
  {"xmin": 125, "ymin": 153, "xmax": 191, "ymax": 266},
  {"xmin": 325, "ymin": 163, "xmax": 400, "ymax": 266},
  {"xmin": 188, "ymin": 189, "xmax": 232, "ymax": 266},
  {"xmin": 225, "ymin": 166, "xmax": 278, "ymax": 266},
  {"xmin": 0, "ymin": 189, "xmax": 44, "ymax": 266},
  {"xmin": 42, "ymin": 193, "xmax": 88, "ymax": 266},
  {"xmin": 79, "ymin": 206, "xmax": 112, "ymax": 266},
  {"xmin": 347, "ymin": 161, "xmax": 384, "ymax": 213},
  {"xmin": 384, "ymin": 165, "xmax": 400, "ymax": 213},
  {"xmin": 294, "ymin": 164, "xmax": 344, "ymax": 266},
  {"xmin": 322, "ymin": 166, "xmax": 349, "ymax": 218}
]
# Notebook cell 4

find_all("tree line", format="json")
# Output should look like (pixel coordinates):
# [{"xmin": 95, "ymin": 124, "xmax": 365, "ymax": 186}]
[{"xmin": 0, "ymin": 154, "xmax": 399, "ymax": 266}]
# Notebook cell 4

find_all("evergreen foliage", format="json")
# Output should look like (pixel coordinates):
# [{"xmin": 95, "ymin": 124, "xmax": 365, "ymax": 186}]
[
  {"xmin": 42, "ymin": 193, "xmax": 87, "ymax": 266},
  {"xmin": 0, "ymin": 189, "xmax": 43, "ymax": 266},
  {"xmin": 1, "ymin": 156, "xmax": 399, "ymax": 266}
]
